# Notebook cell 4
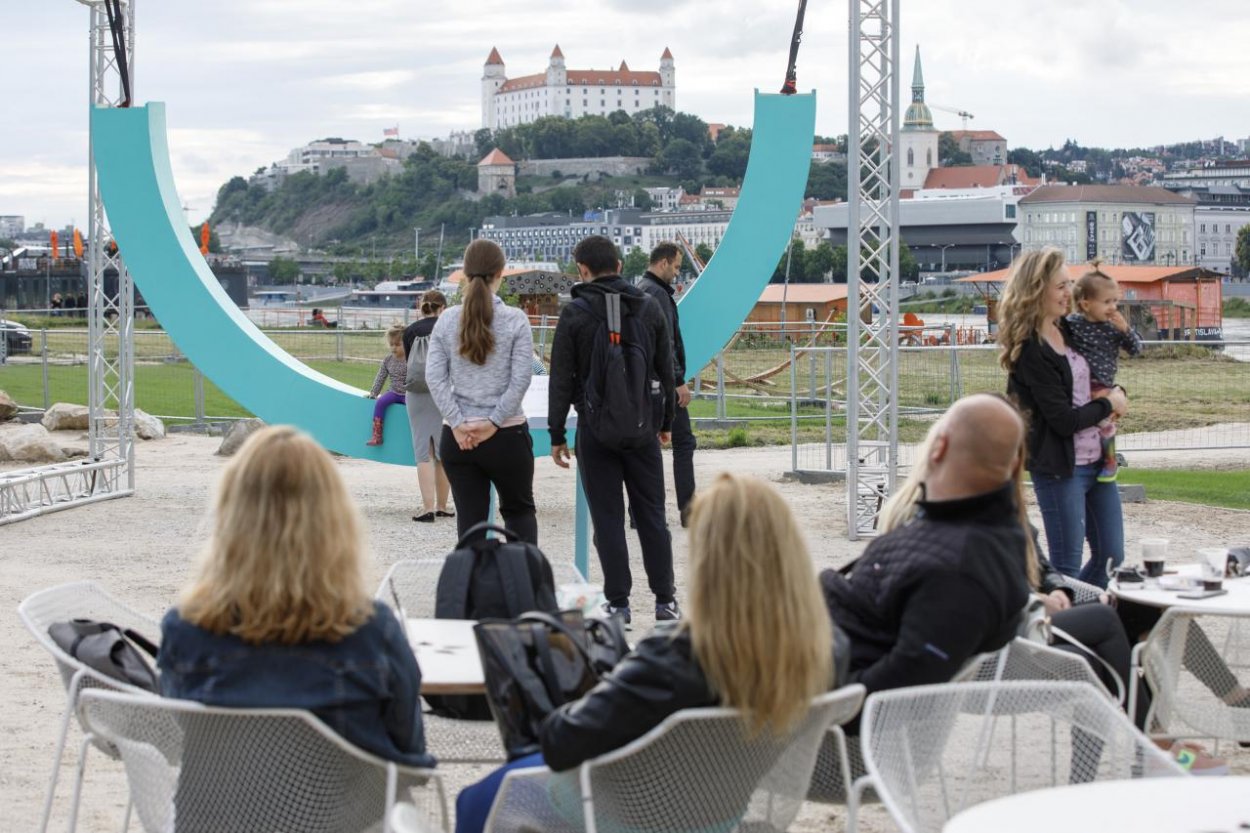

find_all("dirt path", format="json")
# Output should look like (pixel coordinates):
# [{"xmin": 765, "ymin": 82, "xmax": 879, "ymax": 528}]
[{"xmin": 2, "ymin": 434, "xmax": 1247, "ymax": 831}]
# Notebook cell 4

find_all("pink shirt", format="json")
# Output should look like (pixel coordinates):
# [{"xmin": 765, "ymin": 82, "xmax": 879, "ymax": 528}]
[{"xmin": 1065, "ymin": 348, "xmax": 1103, "ymax": 466}]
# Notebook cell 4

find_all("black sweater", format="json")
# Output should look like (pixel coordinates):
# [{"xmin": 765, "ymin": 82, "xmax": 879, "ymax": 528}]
[
  {"xmin": 547, "ymin": 276, "xmax": 675, "ymax": 447},
  {"xmin": 1008, "ymin": 323, "xmax": 1114, "ymax": 477},
  {"xmin": 821, "ymin": 484, "xmax": 1030, "ymax": 696},
  {"xmin": 639, "ymin": 271, "xmax": 687, "ymax": 386}
]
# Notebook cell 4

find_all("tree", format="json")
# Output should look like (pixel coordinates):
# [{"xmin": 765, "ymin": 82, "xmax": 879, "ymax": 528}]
[
  {"xmin": 694, "ymin": 243, "xmax": 715, "ymax": 267},
  {"xmin": 706, "ymin": 128, "xmax": 751, "ymax": 180},
  {"xmin": 632, "ymin": 188, "xmax": 653, "ymax": 211},
  {"xmin": 1007, "ymin": 147, "xmax": 1043, "ymax": 178},
  {"xmin": 939, "ymin": 132, "xmax": 973, "ymax": 166},
  {"xmin": 899, "ymin": 243, "xmax": 920, "ymax": 281},
  {"xmin": 658, "ymin": 138, "xmax": 702, "ymax": 179},
  {"xmin": 473, "ymin": 128, "xmax": 494, "ymax": 159},
  {"xmin": 805, "ymin": 241, "xmax": 837, "ymax": 281},
  {"xmin": 267, "ymin": 255, "xmax": 301, "ymax": 285},
  {"xmin": 548, "ymin": 188, "xmax": 585, "ymax": 214},
  {"xmin": 1236, "ymin": 225, "xmax": 1250, "ymax": 277},
  {"xmin": 805, "ymin": 161, "xmax": 848, "ymax": 201},
  {"xmin": 621, "ymin": 247, "xmax": 649, "ymax": 279}
]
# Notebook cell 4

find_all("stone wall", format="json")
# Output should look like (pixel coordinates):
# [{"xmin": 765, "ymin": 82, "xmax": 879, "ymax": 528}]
[{"xmin": 518, "ymin": 157, "xmax": 653, "ymax": 180}]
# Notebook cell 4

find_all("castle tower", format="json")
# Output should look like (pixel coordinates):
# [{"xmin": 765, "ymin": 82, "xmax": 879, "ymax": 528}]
[
  {"xmin": 478, "ymin": 148, "xmax": 516, "ymax": 198},
  {"xmin": 900, "ymin": 45, "xmax": 939, "ymax": 190},
  {"xmin": 546, "ymin": 45, "xmax": 567, "ymax": 118},
  {"xmin": 481, "ymin": 47, "xmax": 506, "ymax": 130},
  {"xmin": 659, "ymin": 47, "xmax": 675, "ymax": 110}
]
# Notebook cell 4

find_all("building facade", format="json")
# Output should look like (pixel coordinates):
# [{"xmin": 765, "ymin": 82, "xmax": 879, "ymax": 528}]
[
  {"xmin": 948, "ymin": 130, "xmax": 1008, "ymax": 166},
  {"xmin": 477, "ymin": 148, "xmax": 517, "ymax": 198},
  {"xmin": 1019, "ymin": 185, "xmax": 1197, "ymax": 266},
  {"xmin": 0, "ymin": 216, "xmax": 24, "ymax": 239},
  {"xmin": 482, "ymin": 45, "xmax": 675, "ymax": 131}
]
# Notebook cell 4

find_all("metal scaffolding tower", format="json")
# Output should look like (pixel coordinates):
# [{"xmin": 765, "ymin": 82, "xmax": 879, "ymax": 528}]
[
  {"xmin": 0, "ymin": 1, "xmax": 135, "ymax": 525},
  {"xmin": 845, "ymin": 0, "xmax": 901, "ymax": 538}
]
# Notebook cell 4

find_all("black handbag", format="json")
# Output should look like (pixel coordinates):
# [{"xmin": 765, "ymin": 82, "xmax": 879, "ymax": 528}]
[
  {"xmin": 474, "ymin": 610, "xmax": 629, "ymax": 760},
  {"xmin": 48, "ymin": 619, "xmax": 159, "ymax": 692}
]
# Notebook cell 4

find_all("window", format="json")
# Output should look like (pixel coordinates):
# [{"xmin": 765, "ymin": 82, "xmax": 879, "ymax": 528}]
[
  {"xmin": 1201, "ymin": 223, "xmax": 1206, "ymax": 233},
  {"xmin": 907, "ymin": 148, "xmax": 914, "ymax": 166},
  {"xmin": 927, "ymin": 149, "xmax": 933, "ymax": 167},
  {"xmin": 1005, "ymin": 204, "xmax": 1016, "ymax": 219},
  {"xmin": 1227, "ymin": 224, "xmax": 1233, "ymax": 234}
]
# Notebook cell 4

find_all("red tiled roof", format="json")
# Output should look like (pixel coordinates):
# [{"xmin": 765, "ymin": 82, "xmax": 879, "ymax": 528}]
[
  {"xmin": 478, "ymin": 148, "xmax": 515, "ymax": 166},
  {"xmin": 565, "ymin": 69, "xmax": 663, "ymax": 86},
  {"xmin": 485, "ymin": 47, "xmax": 503, "ymax": 66},
  {"xmin": 707, "ymin": 123, "xmax": 727, "ymax": 142},
  {"xmin": 757, "ymin": 284, "xmax": 848, "ymax": 303},
  {"xmin": 498, "ymin": 73, "xmax": 547, "ymax": 93},
  {"xmin": 960, "ymin": 264, "xmax": 1211, "ymax": 285},
  {"xmin": 923, "ymin": 164, "xmax": 1036, "ymax": 190},
  {"xmin": 812, "ymin": 144, "xmax": 842, "ymax": 152},
  {"xmin": 551, "ymin": 44, "xmax": 564, "ymax": 59},
  {"xmin": 948, "ymin": 130, "xmax": 1006, "ymax": 143},
  {"xmin": 661, "ymin": 47, "xmax": 673, "ymax": 60}
]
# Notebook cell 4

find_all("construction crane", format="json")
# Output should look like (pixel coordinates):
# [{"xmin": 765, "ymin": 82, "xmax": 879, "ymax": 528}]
[
  {"xmin": 931, "ymin": 104, "xmax": 974, "ymax": 130},
  {"xmin": 674, "ymin": 231, "xmax": 706, "ymax": 276}
]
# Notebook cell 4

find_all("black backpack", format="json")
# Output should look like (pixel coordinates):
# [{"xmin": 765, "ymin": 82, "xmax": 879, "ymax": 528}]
[
  {"xmin": 573, "ymin": 292, "xmax": 661, "ymax": 450},
  {"xmin": 429, "ymin": 523, "xmax": 558, "ymax": 721},
  {"xmin": 48, "ymin": 619, "xmax": 160, "ymax": 692}
]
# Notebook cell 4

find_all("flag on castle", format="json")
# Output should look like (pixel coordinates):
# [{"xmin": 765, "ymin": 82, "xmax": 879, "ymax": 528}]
[{"xmin": 383, "ymin": 125, "xmax": 399, "ymax": 137}]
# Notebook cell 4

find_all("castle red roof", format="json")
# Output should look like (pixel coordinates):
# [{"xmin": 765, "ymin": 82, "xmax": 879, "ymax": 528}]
[
  {"xmin": 661, "ymin": 47, "xmax": 674, "ymax": 60},
  {"xmin": 485, "ymin": 47, "xmax": 503, "ymax": 66},
  {"xmin": 477, "ymin": 149, "xmax": 515, "ymax": 167},
  {"xmin": 551, "ymin": 44, "xmax": 564, "ymax": 59}
]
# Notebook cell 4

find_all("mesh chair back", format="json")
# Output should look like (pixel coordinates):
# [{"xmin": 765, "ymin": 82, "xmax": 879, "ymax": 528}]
[
  {"xmin": 1143, "ymin": 608, "xmax": 1250, "ymax": 742},
  {"xmin": 860, "ymin": 681, "xmax": 1183, "ymax": 833},
  {"xmin": 956, "ymin": 638, "xmax": 1112, "ymax": 698},
  {"xmin": 486, "ymin": 686, "xmax": 864, "ymax": 833},
  {"xmin": 78, "ymin": 689, "xmax": 445, "ymax": 833}
]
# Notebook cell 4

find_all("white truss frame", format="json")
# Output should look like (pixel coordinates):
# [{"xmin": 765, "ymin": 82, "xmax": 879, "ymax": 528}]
[
  {"xmin": 0, "ymin": 1, "xmax": 135, "ymax": 526},
  {"xmin": 845, "ymin": 0, "xmax": 901, "ymax": 539}
]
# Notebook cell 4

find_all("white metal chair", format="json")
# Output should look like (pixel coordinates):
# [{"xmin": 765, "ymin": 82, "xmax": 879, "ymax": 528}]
[
  {"xmin": 1129, "ymin": 607, "xmax": 1250, "ymax": 744},
  {"xmin": 18, "ymin": 580, "xmax": 162, "ymax": 833},
  {"xmin": 852, "ymin": 681, "xmax": 1185, "ymax": 833},
  {"xmin": 376, "ymin": 557, "xmax": 588, "ymax": 766},
  {"xmin": 78, "ymin": 689, "xmax": 449, "ymax": 833},
  {"xmin": 483, "ymin": 684, "xmax": 866, "ymax": 833}
]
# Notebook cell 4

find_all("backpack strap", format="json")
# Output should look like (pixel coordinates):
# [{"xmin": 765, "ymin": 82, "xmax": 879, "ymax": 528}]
[
  {"xmin": 434, "ymin": 549, "xmax": 477, "ymax": 619},
  {"xmin": 605, "ymin": 293, "xmax": 622, "ymax": 343},
  {"xmin": 455, "ymin": 521, "xmax": 521, "ymax": 550},
  {"xmin": 496, "ymin": 544, "xmax": 539, "ymax": 618}
]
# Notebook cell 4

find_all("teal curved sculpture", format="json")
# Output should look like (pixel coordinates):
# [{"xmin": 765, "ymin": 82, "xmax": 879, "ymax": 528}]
[{"xmin": 90, "ymin": 92, "xmax": 814, "ymax": 464}]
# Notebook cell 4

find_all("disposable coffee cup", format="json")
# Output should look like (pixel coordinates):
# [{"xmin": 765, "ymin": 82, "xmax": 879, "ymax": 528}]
[
  {"xmin": 1142, "ymin": 538, "xmax": 1168, "ymax": 578},
  {"xmin": 1199, "ymin": 548, "xmax": 1227, "ymax": 591}
]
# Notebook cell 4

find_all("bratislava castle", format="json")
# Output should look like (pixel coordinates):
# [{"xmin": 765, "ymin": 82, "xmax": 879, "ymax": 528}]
[{"xmin": 482, "ymin": 45, "xmax": 676, "ymax": 130}]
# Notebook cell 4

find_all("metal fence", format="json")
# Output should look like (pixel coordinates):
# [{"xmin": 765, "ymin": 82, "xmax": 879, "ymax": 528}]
[{"xmin": 3, "ymin": 325, "xmax": 1248, "ymax": 459}]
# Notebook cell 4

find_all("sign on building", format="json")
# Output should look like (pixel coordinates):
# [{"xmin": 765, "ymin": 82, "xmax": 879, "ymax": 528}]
[{"xmin": 1121, "ymin": 212, "xmax": 1156, "ymax": 263}]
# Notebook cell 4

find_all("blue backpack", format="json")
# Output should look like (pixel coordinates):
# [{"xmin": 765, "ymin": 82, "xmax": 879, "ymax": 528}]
[{"xmin": 573, "ymin": 292, "xmax": 661, "ymax": 450}]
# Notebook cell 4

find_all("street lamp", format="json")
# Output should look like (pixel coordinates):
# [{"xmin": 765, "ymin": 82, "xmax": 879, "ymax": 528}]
[
  {"xmin": 937, "ymin": 243, "xmax": 955, "ymax": 272},
  {"xmin": 414, "ymin": 227, "xmax": 422, "ymax": 262}
]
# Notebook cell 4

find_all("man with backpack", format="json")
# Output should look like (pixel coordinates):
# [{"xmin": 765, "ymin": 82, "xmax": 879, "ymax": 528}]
[
  {"xmin": 639, "ymin": 242, "xmax": 697, "ymax": 527},
  {"xmin": 548, "ymin": 235, "xmax": 679, "ymax": 626}
]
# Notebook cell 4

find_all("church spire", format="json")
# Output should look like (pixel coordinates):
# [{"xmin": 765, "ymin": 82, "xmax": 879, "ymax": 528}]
[{"xmin": 911, "ymin": 45, "xmax": 925, "ymax": 103}]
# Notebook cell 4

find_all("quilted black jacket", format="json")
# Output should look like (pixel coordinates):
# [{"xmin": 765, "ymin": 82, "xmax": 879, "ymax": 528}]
[{"xmin": 821, "ymin": 483, "xmax": 1030, "ymax": 696}]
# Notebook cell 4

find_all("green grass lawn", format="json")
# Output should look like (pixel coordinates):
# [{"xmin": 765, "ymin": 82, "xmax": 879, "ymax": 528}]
[{"xmin": 1116, "ymin": 469, "xmax": 1250, "ymax": 511}]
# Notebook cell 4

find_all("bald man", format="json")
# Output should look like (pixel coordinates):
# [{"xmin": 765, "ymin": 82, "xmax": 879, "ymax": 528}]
[{"xmin": 822, "ymin": 394, "xmax": 1031, "ymax": 703}]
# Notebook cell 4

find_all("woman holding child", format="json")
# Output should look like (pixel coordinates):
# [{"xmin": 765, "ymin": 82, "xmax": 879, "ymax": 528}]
[{"xmin": 998, "ymin": 247, "xmax": 1129, "ymax": 587}]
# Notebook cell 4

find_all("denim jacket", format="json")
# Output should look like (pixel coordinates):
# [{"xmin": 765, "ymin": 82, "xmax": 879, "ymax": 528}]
[{"xmin": 158, "ymin": 601, "xmax": 435, "ymax": 768}]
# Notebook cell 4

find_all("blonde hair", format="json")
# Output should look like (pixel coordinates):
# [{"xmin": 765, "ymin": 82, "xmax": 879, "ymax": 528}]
[
  {"xmin": 459, "ymin": 240, "xmax": 506, "ymax": 365},
  {"xmin": 997, "ymin": 247, "xmax": 1068, "ymax": 372},
  {"xmin": 1073, "ymin": 259, "xmax": 1118, "ymax": 306},
  {"xmin": 385, "ymin": 323, "xmax": 404, "ymax": 346},
  {"xmin": 879, "ymin": 410, "xmax": 1040, "ymax": 588},
  {"xmin": 685, "ymin": 473, "xmax": 833, "ymax": 735},
  {"xmin": 179, "ymin": 426, "xmax": 371, "ymax": 644}
]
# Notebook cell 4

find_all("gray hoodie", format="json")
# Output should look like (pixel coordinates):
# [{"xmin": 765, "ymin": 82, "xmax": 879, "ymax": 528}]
[{"xmin": 426, "ymin": 295, "xmax": 533, "ymax": 427}]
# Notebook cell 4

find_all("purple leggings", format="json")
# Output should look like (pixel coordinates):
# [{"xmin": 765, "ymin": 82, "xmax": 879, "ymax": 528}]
[{"xmin": 372, "ymin": 390, "xmax": 406, "ymax": 419}]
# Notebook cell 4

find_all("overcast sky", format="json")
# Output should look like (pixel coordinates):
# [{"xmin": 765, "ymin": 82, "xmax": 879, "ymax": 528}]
[{"xmin": 5, "ymin": 0, "xmax": 1248, "ymax": 229}]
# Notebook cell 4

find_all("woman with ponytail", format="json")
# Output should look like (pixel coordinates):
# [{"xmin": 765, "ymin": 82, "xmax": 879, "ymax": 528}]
[{"xmin": 426, "ymin": 241, "xmax": 537, "ymax": 543}]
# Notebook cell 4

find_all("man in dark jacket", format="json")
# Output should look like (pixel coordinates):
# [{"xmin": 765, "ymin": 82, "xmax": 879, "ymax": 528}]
[
  {"xmin": 822, "ymin": 394, "xmax": 1030, "ymax": 709},
  {"xmin": 638, "ymin": 242, "xmax": 697, "ymax": 526},
  {"xmin": 549, "ymin": 235, "xmax": 678, "ymax": 625}
]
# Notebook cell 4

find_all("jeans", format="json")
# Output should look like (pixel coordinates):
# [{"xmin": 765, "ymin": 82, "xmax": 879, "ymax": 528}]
[
  {"xmin": 455, "ymin": 752, "xmax": 544, "ymax": 833},
  {"xmin": 576, "ymin": 426, "xmax": 676, "ymax": 608},
  {"xmin": 1031, "ymin": 462, "xmax": 1124, "ymax": 588},
  {"xmin": 671, "ymin": 406, "xmax": 697, "ymax": 513},
  {"xmin": 439, "ymin": 424, "xmax": 537, "ymax": 545}
]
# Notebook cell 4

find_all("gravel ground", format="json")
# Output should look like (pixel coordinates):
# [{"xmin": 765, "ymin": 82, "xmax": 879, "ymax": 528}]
[{"xmin": 2, "ymin": 432, "xmax": 1247, "ymax": 832}]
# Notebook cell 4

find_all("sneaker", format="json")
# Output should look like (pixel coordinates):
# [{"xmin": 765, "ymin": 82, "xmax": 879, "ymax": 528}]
[
  {"xmin": 602, "ymin": 603, "xmax": 632, "ymax": 629},
  {"xmin": 655, "ymin": 601, "xmax": 682, "ymax": 622},
  {"xmin": 1169, "ymin": 741, "xmax": 1230, "ymax": 776}
]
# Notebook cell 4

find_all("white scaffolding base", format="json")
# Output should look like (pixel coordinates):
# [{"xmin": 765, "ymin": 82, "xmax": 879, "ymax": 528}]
[{"xmin": 0, "ymin": 459, "xmax": 132, "ymax": 526}]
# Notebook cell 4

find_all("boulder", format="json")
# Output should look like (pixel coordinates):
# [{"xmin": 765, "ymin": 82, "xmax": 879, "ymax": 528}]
[
  {"xmin": 0, "ymin": 390, "xmax": 17, "ymax": 421},
  {"xmin": 0, "ymin": 423, "xmax": 66, "ymax": 463},
  {"xmin": 41, "ymin": 402, "xmax": 91, "ymax": 432},
  {"xmin": 132, "ymin": 409, "xmax": 166, "ymax": 440},
  {"xmin": 216, "ymin": 418, "xmax": 267, "ymax": 456}
]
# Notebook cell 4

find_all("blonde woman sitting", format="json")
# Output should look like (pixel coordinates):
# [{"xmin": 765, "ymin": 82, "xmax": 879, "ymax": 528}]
[
  {"xmin": 453, "ymin": 472, "xmax": 841, "ymax": 833},
  {"xmin": 158, "ymin": 425, "xmax": 434, "ymax": 767}
]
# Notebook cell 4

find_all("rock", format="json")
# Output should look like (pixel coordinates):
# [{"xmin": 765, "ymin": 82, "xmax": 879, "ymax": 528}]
[
  {"xmin": 41, "ymin": 402, "xmax": 91, "ymax": 432},
  {"xmin": 132, "ymin": 409, "xmax": 166, "ymax": 440},
  {"xmin": 0, "ymin": 390, "xmax": 17, "ymax": 421},
  {"xmin": 0, "ymin": 423, "xmax": 67, "ymax": 463},
  {"xmin": 216, "ymin": 418, "xmax": 267, "ymax": 456},
  {"xmin": 59, "ymin": 444, "xmax": 89, "ymax": 459},
  {"xmin": 1118, "ymin": 484, "xmax": 1147, "ymax": 504}
]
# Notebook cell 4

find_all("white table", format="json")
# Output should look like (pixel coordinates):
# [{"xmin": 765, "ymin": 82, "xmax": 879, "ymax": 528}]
[
  {"xmin": 943, "ymin": 777, "xmax": 1250, "ymax": 833},
  {"xmin": 1111, "ymin": 564, "xmax": 1250, "ymax": 615},
  {"xmin": 405, "ymin": 618, "xmax": 485, "ymax": 695}
]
